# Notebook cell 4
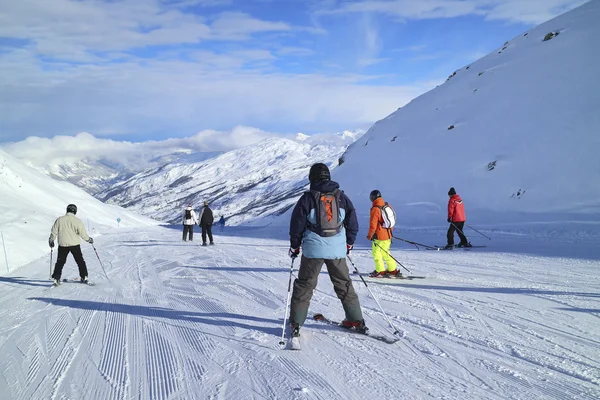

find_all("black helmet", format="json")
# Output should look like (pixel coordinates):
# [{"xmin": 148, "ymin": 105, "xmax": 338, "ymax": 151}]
[
  {"xmin": 308, "ymin": 163, "xmax": 330, "ymax": 182},
  {"xmin": 369, "ymin": 190, "xmax": 381, "ymax": 202},
  {"xmin": 66, "ymin": 204, "xmax": 77, "ymax": 214}
]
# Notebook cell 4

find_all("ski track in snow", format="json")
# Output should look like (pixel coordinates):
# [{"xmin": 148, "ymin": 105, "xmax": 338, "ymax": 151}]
[{"xmin": 0, "ymin": 226, "xmax": 599, "ymax": 399}]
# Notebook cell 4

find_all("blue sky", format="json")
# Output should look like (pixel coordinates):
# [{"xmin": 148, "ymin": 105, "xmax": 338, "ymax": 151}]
[{"xmin": 0, "ymin": 0, "xmax": 587, "ymax": 143}]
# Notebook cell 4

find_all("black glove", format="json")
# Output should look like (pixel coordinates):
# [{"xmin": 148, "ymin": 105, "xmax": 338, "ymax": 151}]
[
  {"xmin": 87, "ymin": 237, "xmax": 94, "ymax": 244},
  {"xmin": 447, "ymin": 218, "xmax": 451, "ymax": 223},
  {"xmin": 288, "ymin": 248, "xmax": 300, "ymax": 259},
  {"xmin": 49, "ymin": 240, "xmax": 55, "ymax": 248},
  {"xmin": 346, "ymin": 244, "xmax": 353, "ymax": 255}
]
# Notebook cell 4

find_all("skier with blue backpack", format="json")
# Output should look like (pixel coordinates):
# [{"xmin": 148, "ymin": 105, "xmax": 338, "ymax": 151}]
[
  {"xmin": 287, "ymin": 163, "xmax": 366, "ymax": 341},
  {"xmin": 366, "ymin": 190, "xmax": 400, "ymax": 278}
]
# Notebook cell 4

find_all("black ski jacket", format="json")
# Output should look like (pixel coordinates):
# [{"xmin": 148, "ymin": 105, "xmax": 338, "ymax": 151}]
[{"xmin": 200, "ymin": 207, "xmax": 214, "ymax": 226}]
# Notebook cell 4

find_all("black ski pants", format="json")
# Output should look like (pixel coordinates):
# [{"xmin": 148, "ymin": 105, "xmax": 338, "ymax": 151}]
[
  {"xmin": 290, "ymin": 256, "xmax": 363, "ymax": 327},
  {"xmin": 182, "ymin": 224, "xmax": 194, "ymax": 241},
  {"xmin": 201, "ymin": 224, "xmax": 213, "ymax": 244},
  {"xmin": 447, "ymin": 221, "xmax": 468, "ymax": 246},
  {"xmin": 52, "ymin": 245, "xmax": 88, "ymax": 280}
]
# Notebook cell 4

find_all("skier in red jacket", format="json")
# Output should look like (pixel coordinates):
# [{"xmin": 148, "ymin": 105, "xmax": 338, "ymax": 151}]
[{"xmin": 445, "ymin": 187, "xmax": 471, "ymax": 249}]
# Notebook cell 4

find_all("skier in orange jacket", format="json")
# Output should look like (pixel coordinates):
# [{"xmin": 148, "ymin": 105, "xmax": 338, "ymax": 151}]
[{"xmin": 366, "ymin": 190, "xmax": 400, "ymax": 277}]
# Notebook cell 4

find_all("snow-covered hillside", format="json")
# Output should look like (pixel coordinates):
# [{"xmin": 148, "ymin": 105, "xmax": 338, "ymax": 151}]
[
  {"xmin": 97, "ymin": 135, "xmax": 359, "ymax": 225},
  {"xmin": 335, "ymin": 0, "xmax": 600, "ymax": 227},
  {"xmin": 0, "ymin": 225, "xmax": 598, "ymax": 399},
  {"xmin": 0, "ymin": 149, "xmax": 159, "ymax": 272}
]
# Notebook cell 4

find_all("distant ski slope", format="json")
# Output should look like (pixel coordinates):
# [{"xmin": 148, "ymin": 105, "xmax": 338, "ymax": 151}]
[{"xmin": 0, "ymin": 149, "xmax": 158, "ymax": 272}]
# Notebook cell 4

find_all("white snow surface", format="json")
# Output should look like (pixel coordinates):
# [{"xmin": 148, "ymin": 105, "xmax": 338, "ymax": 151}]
[
  {"xmin": 335, "ymin": 0, "xmax": 600, "ymax": 226},
  {"xmin": 0, "ymin": 149, "xmax": 159, "ymax": 272},
  {"xmin": 96, "ymin": 136, "xmax": 357, "ymax": 225},
  {"xmin": 0, "ymin": 224, "xmax": 598, "ymax": 399}
]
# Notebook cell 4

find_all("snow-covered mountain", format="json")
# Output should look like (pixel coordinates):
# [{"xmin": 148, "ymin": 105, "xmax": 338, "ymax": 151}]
[
  {"xmin": 334, "ymin": 0, "xmax": 600, "ymax": 227},
  {"xmin": 41, "ymin": 151, "xmax": 224, "ymax": 194},
  {"xmin": 1, "ymin": 132, "xmax": 227, "ymax": 194},
  {"xmin": 97, "ymin": 135, "xmax": 358, "ymax": 224},
  {"xmin": 0, "ymin": 149, "xmax": 159, "ymax": 272}
]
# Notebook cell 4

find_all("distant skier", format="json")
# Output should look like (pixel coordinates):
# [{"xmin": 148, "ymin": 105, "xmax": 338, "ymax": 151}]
[
  {"xmin": 218, "ymin": 215, "xmax": 226, "ymax": 232},
  {"xmin": 182, "ymin": 204, "xmax": 198, "ymax": 241},
  {"xmin": 199, "ymin": 201, "xmax": 214, "ymax": 246},
  {"xmin": 288, "ymin": 163, "xmax": 366, "ymax": 340},
  {"xmin": 366, "ymin": 190, "xmax": 400, "ymax": 277},
  {"xmin": 49, "ymin": 204, "xmax": 94, "ymax": 285},
  {"xmin": 445, "ymin": 187, "xmax": 471, "ymax": 249}
]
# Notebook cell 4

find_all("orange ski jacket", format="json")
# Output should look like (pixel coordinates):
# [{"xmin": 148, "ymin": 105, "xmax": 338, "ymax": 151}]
[{"xmin": 367, "ymin": 197, "xmax": 393, "ymax": 241}]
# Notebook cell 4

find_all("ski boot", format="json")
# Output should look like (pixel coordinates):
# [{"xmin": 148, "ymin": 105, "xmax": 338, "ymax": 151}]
[
  {"xmin": 386, "ymin": 269, "xmax": 403, "ymax": 278},
  {"xmin": 369, "ymin": 270, "xmax": 386, "ymax": 278},
  {"xmin": 342, "ymin": 319, "xmax": 369, "ymax": 334},
  {"xmin": 288, "ymin": 323, "xmax": 301, "ymax": 350}
]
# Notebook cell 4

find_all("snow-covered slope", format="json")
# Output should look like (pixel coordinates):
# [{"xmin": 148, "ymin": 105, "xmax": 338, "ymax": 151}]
[
  {"xmin": 0, "ymin": 225, "xmax": 598, "ymax": 399},
  {"xmin": 0, "ymin": 149, "xmax": 159, "ymax": 272},
  {"xmin": 97, "ymin": 135, "xmax": 358, "ymax": 225},
  {"xmin": 335, "ymin": 0, "xmax": 600, "ymax": 226}
]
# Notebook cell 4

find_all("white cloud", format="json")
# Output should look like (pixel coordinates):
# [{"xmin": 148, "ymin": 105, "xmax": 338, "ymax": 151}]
[
  {"xmin": 277, "ymin": 47, "xmax": 316, "ymax": 56},
  {"xmin": 0, "ymin": 48, "xmax": 433, "ymax": 141},
  {"xmin": 357, "ymin": 57, "xmax": 390, "ymax": 67},
  {"xmin": 0, "ymin": 127, "xmax": 278, "ymax": 169},
  {"xmin": 1, "ymin": 126, "xmax": 366, "ymax": 171},
  {"xmin": 483, "ymin": 0, "xmax": 589, "ymax": 24},
  {"xmin": 209, "ymin": 12, "xmax": 291, "ymax": 40},
  {"xmin": 0, "ymin": 0, "xmax": 301, "ymax": 61},
  {"xmin": 318, "ymin": 0, "xmax": 587, "ymax": 24}
]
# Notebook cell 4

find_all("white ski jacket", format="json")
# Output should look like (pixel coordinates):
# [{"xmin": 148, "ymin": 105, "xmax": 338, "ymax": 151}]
[
  {"xmin": 183, "ymin": 207, "xmax": 198, "ymax": 225},
  {"xmin": 49, "ymin": 212, "xmax": 91, "ymax": 247}
]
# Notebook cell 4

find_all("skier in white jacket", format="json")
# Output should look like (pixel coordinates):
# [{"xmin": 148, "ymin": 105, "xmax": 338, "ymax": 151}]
[
  {"xmin": 182, "ymin": 204, "xmax": 198, "ymax": 241},
  {"xmin": 49, "ymin": 204, "xmax": 93, "ymax": 285}
]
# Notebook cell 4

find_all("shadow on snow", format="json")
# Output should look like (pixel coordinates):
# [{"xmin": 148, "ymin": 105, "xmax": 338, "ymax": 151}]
[
  {"xmin": 28, "ymin": 297, "xmax": 281, "ymax": 336},
  {"xmin": 364, "ymin": 282, "xmax": 600, "ymax": 298},
  {"xmin": 0, "ymin": 276, "xmax": 51, "ymax": 287}
]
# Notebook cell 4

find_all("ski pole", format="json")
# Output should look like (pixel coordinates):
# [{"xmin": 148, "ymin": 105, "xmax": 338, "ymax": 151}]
[
  {"xmin": 347, "ymin": 255, "xmax": 401, "ymax": 336},
  {"xmin": 1, "ymin": 231, "xmax": 8, "ymax": 273},
  {"xmin": 465, "ymin": 224, "xmax": 492, "ymax": 240},
  {"xmin": 372, "ymin": 241, "xmax": 411, "ymax": 273},
  {"xmin": 392, "ymin": 236, "xmax": 438, "ymax": 250},
  {"xmin": 279, "ymin": 257, "xmax": 296, "ymax": 345},
  {"xmin": 91, "ymin": 244, "xmax": 110, "ymax": 282},
  {"xmin": 50, "ymin": 248, "xmax": 53, "ymax": 279}
]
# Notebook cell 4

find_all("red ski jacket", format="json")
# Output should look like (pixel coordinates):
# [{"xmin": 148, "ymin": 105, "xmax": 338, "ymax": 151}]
[{"xmin": 448, "ymin": 194, "xmax": 466, "ymax": 222}]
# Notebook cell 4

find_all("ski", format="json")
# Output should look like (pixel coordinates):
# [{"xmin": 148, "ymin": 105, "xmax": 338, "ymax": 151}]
[
  {"xmin": 312, "ymin": 313, "xmax": 400, "ymax": 344},
  {"xmin": 366, "ymin": 276, "xmax": 426, "ymax": 284},
  {"xmin": 353, "ymin": 271, "xmax": 426, "ymax": 280},
  {"xmin": 426, "ymin": 245, "xmax": 486, "ymax": 251}
]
